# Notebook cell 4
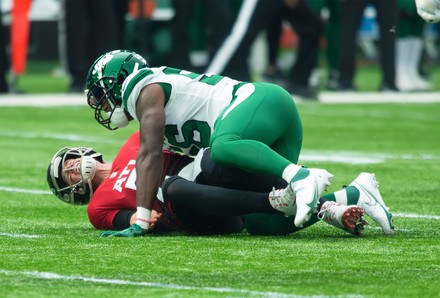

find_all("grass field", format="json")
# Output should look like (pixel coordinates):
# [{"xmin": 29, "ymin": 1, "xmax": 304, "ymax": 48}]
[{"xmin": 0, "ymin": 96, "xmax": 439, "ymax": 297}]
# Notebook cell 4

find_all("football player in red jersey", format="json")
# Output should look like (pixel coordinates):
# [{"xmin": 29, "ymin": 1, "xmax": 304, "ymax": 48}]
[
  {"xmin": 47, "ymin": 131, "xmax": 395, "ymax": 237},
  {"xmin": 47, "ymin": 131, "xmax": 282, "ymax": 236}
]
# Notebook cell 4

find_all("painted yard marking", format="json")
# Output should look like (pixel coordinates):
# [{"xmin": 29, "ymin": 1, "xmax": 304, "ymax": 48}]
[
  {"xmin": 0, "ymin": 270, "xmax": 316, "ymax": 297},
  {"xmin": 0, "ymin": 232, "xmax": 43, "ymax": 239}
]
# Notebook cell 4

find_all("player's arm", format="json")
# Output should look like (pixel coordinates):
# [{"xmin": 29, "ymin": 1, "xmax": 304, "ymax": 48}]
[
  {"xmin": 110, "ymin": 210, "xmax": 136, "ymax": 230},
  {"xmin": 134, "ymin": 83, "xmax": 166, "ymax": 231},
  {"xmin": 112, "ymin": 210, "xmax": 161, "ymax": 230},
  {"xmin": 100, "ymin": 209, "xmax": 162, "ymax": 237},
  {"xmin": 416, "ymin": 0, "xmax": 440, "ymax": 23}
]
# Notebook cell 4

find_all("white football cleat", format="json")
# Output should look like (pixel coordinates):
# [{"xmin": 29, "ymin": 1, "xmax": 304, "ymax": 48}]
[
  {"xmin": 318, "ymin": 201, "xmax": 367, "ymax": 236},
  {"xmin": 268, "ymin": 187, "xmax": 297, "ymax": 216},
  {"xmin": 349, "ymin": 173, "xmax": 395, "ymax": 234},
  {"xmin": 290, "ymin": 168, "xmax": 333, "ymax": 228},
  {"xmin": 416, "ymin": 0, "xmax": 440, "ymax": 23}
]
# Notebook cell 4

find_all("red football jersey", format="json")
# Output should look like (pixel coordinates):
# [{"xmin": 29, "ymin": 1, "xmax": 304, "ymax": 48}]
[{"xmin": 87, "ymin": 131, "xmax": 192, "ymax": 230}]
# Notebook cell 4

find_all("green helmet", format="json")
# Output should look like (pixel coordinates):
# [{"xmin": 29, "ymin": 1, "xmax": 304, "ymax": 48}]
[{"xmin": 85, "ymin": 49, "xmax": 148, "ymax": 130}]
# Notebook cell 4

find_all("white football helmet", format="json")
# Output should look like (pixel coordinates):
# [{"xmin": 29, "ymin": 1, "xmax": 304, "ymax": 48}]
[{"xmin": 47, "ymin": 147, "xmax": 104, "ymax": 205}]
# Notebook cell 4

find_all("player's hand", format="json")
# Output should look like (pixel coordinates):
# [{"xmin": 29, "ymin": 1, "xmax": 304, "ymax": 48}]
[
  {"xmin": 148, "ymin": 211, "xmax": 162, "ymax": 230},
  {"xmin": 100, "ymin": 223, "xmax": 146, "ymax": 237},
  {"xmin": 416, "ymin": 0, "xmax": 440, "ymax": 23}
]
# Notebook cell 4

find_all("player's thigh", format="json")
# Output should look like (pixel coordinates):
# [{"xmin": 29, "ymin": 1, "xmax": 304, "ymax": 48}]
[
  {"xmin": 213, "ymin": 82, "xmax": 301, "ymax": 146},
  {"xmin": 269, "ymin": 115, "xmax": 303, "ymax": 164}
]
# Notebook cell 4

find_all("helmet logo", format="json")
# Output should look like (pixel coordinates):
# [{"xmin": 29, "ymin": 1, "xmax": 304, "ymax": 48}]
[{"xmin": 93, "ymin": 52, "xmax": 116, "ymax": 79}]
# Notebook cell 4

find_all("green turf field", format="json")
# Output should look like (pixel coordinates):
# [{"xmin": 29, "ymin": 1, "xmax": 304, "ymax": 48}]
[{"xmin": 0, "ymin": 100, "xmax": 439, "ymax": 297}]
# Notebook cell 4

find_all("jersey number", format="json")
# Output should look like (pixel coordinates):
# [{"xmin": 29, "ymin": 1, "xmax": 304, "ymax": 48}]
[
  {"xmin": 162, "ymin": 67, "xmax": 225, "ymax": 86},
  {"xmin": 165, "ymin": 120, "xmax": 211, "ymax": 156},
  {"xmin": 162, "ymin": 67, "xmax": 225, "ymax": 155}
]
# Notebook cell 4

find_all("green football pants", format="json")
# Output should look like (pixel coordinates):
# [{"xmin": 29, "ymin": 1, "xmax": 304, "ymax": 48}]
[{"xmin": 210, "ymin": 82, "xmax": 303, "ymax": 178}]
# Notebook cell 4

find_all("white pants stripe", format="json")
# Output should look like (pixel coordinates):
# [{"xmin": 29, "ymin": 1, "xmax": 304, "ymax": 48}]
[{"xmin": 205, "ymin": 0, "xmax": 258, "ymax": 74}]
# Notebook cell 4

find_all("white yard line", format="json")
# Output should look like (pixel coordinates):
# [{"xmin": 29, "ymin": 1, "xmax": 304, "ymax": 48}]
[
  {"xmin": 0, "ymin": 232, "xmax": 43, "ymax": 239},
  {"xmin": 299, "ymin": 154, "xmax": 384, "ymax": 164},
  {"xmin": 0, "ymin": 270, "xmax": 309, "ymax": 298},
  {"xmin": 0, "ymin": 186, "xmax": 51, "ymax": 195},
  {"xmin": 0, "ymin": 94, "xmax": 87, "ymax": 106},
  {"xmin": 299, "ymin": 151, "xmax": 438, "ymax": 164},
  {"xmin": 393, "ymin": 213, "xmax": 440, "ymax": 220},
  {"xmin": 317, "ymin": 91, "xmax": 440, "ymax": 104},
  {"xmin": 0, "ymin": 131, "xmax": 121, "ymax": 144}
]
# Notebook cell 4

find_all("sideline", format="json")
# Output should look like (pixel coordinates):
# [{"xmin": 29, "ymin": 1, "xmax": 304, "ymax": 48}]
[{"xmin": 0, "ymin": 92, "xmax": 439, "ymax": 106}]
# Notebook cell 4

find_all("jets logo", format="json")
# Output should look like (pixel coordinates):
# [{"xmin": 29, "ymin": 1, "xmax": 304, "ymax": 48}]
[{"xmin": 93, "ymin": 51, "xmax": 118, "ymax": 79}]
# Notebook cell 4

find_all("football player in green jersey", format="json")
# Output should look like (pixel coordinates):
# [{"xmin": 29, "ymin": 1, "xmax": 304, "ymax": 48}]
[{"xmin": 84, "ymin": 49, "xmax": 334, "ymax": 236}]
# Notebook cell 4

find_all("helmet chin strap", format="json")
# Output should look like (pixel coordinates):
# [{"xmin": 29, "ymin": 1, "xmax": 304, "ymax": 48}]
[{"xmin": 108, "ymin": 107, "xmax": 129, "ymax": 128}]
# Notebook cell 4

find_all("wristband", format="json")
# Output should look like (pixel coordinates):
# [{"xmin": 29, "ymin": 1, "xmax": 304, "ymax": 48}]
[{"xmin": 136, "ymin": 207, "xmax": 151, "ymax": 230}]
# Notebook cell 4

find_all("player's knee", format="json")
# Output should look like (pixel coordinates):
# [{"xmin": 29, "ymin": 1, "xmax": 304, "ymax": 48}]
[
  {"xmin": 209, "ymin": 144, "xmax": 224, "ymax": 165},
  {"xmin": 210, "ymin": 140, "xmax": 230, "ymax": 165},
  {"xmin": 210, "ymin": 133, "xmax": 244, "ymax": 166}
]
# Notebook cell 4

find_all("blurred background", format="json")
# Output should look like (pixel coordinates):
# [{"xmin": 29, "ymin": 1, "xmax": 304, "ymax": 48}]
[{"xmin": 0, "ymin": 0, "xmax": 439, "ymax": 96}]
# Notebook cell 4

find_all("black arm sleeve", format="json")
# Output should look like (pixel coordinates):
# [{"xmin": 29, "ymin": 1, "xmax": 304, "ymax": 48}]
[{"xmin": 112, "ymin": 209, "xmax": 136, "ymax": 230}]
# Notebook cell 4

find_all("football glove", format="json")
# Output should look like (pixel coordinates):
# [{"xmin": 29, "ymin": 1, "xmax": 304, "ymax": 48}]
[
  {"xmin": 416, "ymin": 0, "xmax": 440, "ymax": 23},
  {"xmin": 100, "ymin": 223, "xmax": 146, "ymax": 238}
]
